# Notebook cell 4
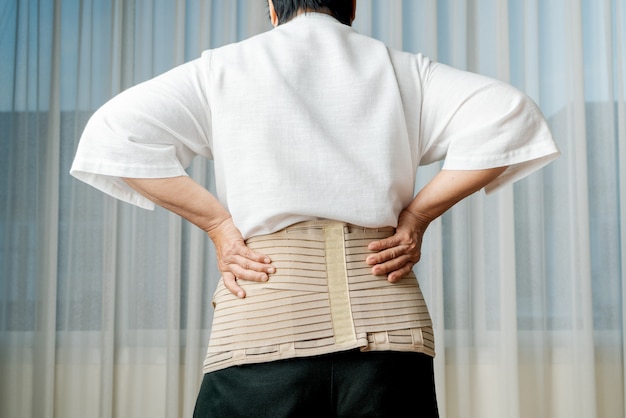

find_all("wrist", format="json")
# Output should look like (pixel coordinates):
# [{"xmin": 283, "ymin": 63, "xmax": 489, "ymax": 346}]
[
  {"xmin": 204, "ymin": 214, "xmax": 235, "ymax": 241},
  {"xmin": 399, "ymin": 208, "xmax": 433, "ymax": 235}
]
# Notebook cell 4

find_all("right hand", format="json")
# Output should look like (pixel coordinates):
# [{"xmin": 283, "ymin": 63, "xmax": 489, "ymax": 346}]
[
  {"xmin": 365, "ymin": 209, "xmax": 431, "ymax": 282},
  {"xmin": 207, "ymin": 217, "xmax": 275, "ymax": 298}
]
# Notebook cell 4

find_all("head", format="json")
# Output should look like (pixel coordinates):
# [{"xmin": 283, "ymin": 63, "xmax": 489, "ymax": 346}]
[{"xmin": 268, "ymin": 0, "xmax": 357, "ymax": 27}]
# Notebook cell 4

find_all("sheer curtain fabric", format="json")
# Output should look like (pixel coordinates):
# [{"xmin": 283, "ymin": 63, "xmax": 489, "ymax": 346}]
[{"xmin": 1, "ymin": 0, "xmax": 624, "ymax": 417}]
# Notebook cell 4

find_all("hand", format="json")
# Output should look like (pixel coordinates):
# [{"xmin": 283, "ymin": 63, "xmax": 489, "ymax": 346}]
[
  {"xmin": 365, "ymin": 209, "xmax": 432, "ymax": 282},
  {"xmin": 207, "ymin": 217, "xmax": 275, "ymax": 298}
]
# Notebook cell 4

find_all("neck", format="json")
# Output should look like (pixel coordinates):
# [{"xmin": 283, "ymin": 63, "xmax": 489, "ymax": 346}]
[{"xmin": 296, "ymin": 8, "xmax": 333, "ymax": 18}]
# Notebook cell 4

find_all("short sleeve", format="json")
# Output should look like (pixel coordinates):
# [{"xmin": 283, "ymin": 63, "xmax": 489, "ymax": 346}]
[
  {"xmin": 70, "ymin": 52, "xmax": 213, "ymax": 209},
  {"xmin": 418, "ymin": 61, "xmax": 560, "ymax": 194}
]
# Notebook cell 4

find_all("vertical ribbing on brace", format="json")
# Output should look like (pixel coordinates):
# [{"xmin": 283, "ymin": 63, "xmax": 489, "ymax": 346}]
[{"xmin": 324, "ymin": 223, "xmax": 357, "ymax": 346}]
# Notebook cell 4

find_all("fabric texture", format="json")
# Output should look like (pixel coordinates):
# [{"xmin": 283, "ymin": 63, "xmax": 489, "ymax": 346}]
[
  {"xmin": 193, "ymin": 350, "xmax": 439, "ymax": 418},
  {"xmin": 204, "ymin": 220, "xmax": 434, "ymax": 373},
  {"xmin": 70, "ymin": 12, "xmax": 559, "ymax": 239},
  {"xmin": 4, "ymin": 1, "xmax": 623, "ymax": 417}
]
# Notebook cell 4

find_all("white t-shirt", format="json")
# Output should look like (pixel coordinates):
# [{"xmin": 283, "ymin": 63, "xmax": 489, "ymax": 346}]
[{"xmin": 70, "ymin": 13, "xmax": 559, "ymax": 239}]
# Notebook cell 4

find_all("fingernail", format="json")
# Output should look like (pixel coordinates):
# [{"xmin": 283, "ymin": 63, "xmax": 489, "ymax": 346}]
[
  {"xmin": 262, "ymin": 275, "xmax": 269, "ymax": 282},
  {"xmin": 264, "ymin": 257, "xmax": 271, "ymax": 263},
  {"xmin": 267, "ymin": 267, "xmax": 276, "ymax": 274},
  {"xmin": 237, "ymin": 291, "xmax": 245, "ymax": 298}
]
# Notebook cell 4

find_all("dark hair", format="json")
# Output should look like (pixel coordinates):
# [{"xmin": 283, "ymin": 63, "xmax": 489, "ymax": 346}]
[{"xmin": 271, "ymin": 0, "xmax": 354, "ymax": 26}]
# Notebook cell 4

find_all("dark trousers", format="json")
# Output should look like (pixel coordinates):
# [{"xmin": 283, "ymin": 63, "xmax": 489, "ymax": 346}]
[{"xmin": 193, "ymin": 350, "xmax": 439, "ymax": 417}]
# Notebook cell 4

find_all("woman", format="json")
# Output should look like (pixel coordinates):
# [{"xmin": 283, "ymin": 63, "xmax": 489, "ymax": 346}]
[{"xmin": 71, "ymin": 0, "xmax": 559, "ymax": 416}]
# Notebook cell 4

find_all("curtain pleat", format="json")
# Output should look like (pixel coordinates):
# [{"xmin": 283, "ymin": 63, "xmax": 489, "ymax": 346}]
[
  {"xmin": 618, "ymin": 2, "xmax": 626, "ymax": 417},
  {"xmin": 1, "ymin": 1, "xmax": 625, "ymax": 417}
]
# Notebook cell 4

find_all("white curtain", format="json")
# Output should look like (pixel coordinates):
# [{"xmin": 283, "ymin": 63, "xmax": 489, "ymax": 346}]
[{"xmin": 1, "ymin": 0, "xmax": 624, "ymax": 417}]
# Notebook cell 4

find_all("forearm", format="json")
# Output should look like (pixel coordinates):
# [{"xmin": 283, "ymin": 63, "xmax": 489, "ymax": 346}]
[
  {"xmin": 366, "ymin": 166, "xmax": 507, "ymax": 281},
  {"xmin": 123, "ymin": 175, "xmax": 274, "ymax": 297},
  {"xmin": 404, "ymin": 167, "xmax": 508, "ymax": 230},
  {"xmin": 122, "ymin": 176, "xmax": 230, "ymax": 239}
]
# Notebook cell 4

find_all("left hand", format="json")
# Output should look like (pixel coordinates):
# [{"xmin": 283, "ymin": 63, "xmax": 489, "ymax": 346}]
[
  {"xmin": 365, "ymin": 209, "xmax": 432, "ymax": 282},
  {"xmin": 207, "ymin": 216, "xmax": 275, "ymax": 298}
]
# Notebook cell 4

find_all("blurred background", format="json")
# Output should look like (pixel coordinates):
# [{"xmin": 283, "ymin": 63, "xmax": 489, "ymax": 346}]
[{"xmin": 1, "ymin": 0, "xmax": 624, "ymax": 417}]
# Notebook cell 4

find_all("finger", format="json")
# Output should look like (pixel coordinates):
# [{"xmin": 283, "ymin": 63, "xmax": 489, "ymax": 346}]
[
  {"xmin": 372, "ymin": 260, "xmax": 414, "ymax": 282},
  {"xmin": 222, "ymin": 272, "xmax": 246, "ymax": 298},
  {"xmin": 386, "ymin": 264, "xmax": 414, "ymax": 283},
  {"xmin": 366, "ymin": 245, "xmax": 409, "ymax": 266},
  {"xmin": 228, "ymin": 263, "xmax": 271, "ymax": 282},
  {"xmin": 367, "ymin": 235, "xmax": 401, "ymax": 252},
  {"xmin": 241, "ymin": 246, "xmax": 273, "ymax": 265},
  {"xmin": 220, "ymin": 243, "xmax": 274, "ymax": 274},
  {"xmin": 370, "ymin": 253, "xmax": 413, "ymax": 276},
  {"xmin": 231, "ymin": 254, "xmax": 276, "ymax": 275},
  {"xmin": 217, "ymin": 240, "xmax": 272, "ymax": 266}
]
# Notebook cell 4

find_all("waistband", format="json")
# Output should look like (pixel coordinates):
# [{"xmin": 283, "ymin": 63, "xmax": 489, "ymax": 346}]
[{"xmin": 203, "ymin": 220, "xmax": 434, "ymax": 373}]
